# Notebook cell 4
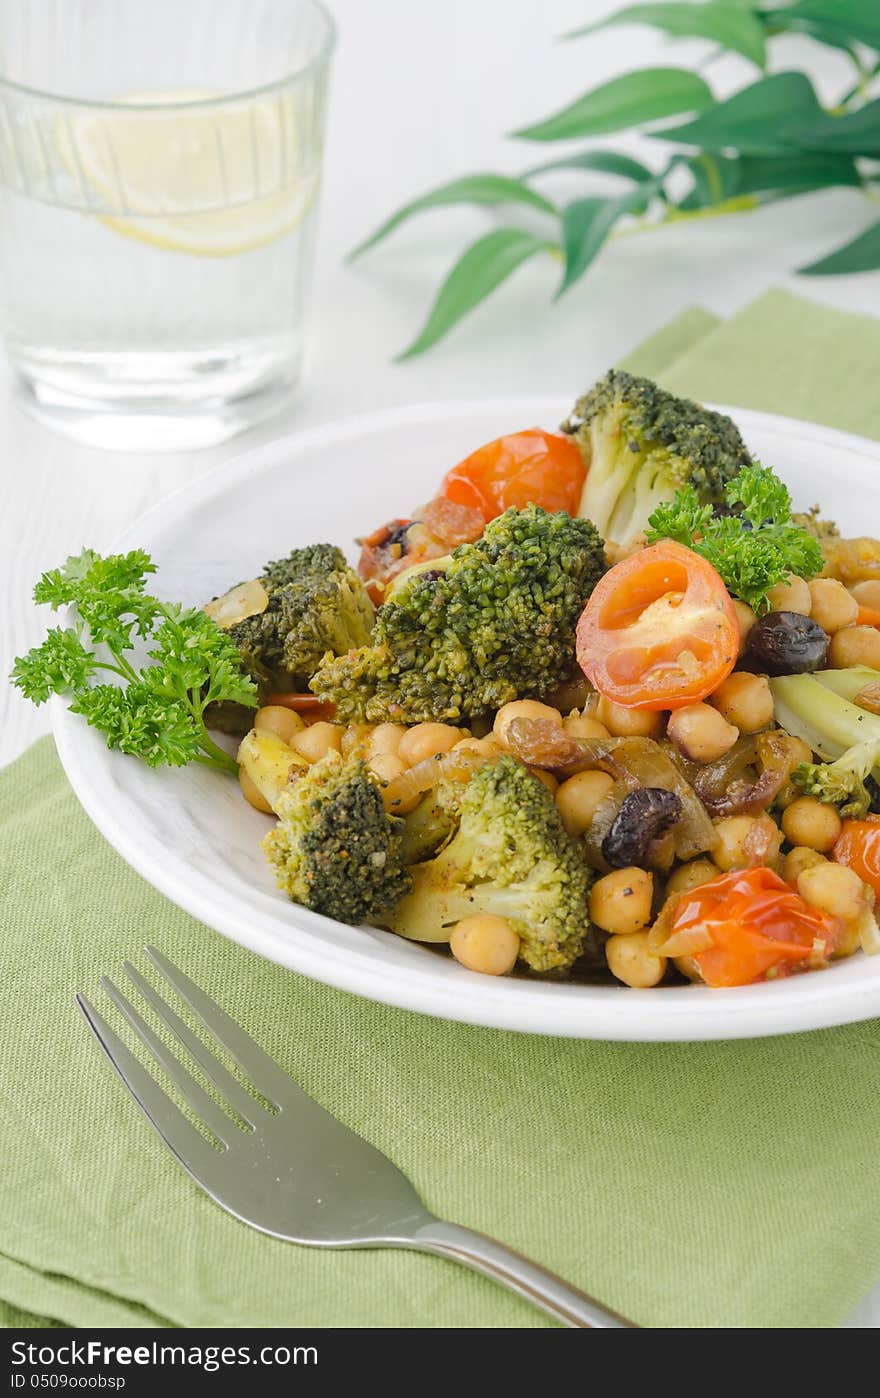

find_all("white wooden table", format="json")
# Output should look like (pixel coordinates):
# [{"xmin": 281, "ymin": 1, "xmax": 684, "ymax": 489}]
[{"xmin": 2, "ymin": 0, "xmax": 877, "ymax": 1325}]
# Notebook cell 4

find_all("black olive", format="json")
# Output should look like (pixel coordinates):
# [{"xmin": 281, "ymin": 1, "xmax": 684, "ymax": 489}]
[
  {"xmin": 746, "ymin": 610, "xmax": 829, "ymax": 676},
  {"xmin": 601, "ymin": 788, "xmax": 683, "ymax": 869}
]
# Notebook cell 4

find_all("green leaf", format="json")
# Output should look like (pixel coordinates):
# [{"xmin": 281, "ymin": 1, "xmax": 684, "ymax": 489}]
[
  {"xmin": 348, "ymin": 175, "xmax": 556, "ymax": 261},
  {"xmin": 677, "ymin": 149, "xmax": 861, "ymax": 208},
  {"xmin": 800, "ymin": 216, "xmax": 880, "ymax": 274},
  {"xmin": 788, "ymin": 99, "xmax": 880, "ymax": 157},
  {"xmin": 513, "ymin": 68, "xmax": 714, "ymax": 142},
  {"xmin": 557, "ymin": 182, "xmax": 663, "ymax": 295},
  {"xmin": 764, "ymin": 1, "xmax": 880, "ymax": 52},
  {"xmin": 658, "ymin": 70, "xmax": 824, "ymax": 153},
  {"xmin": 566, "ymin": 3, "xmax": 767, "ymax": 68},
  {"xmin": 678, "ymin": 152, "xmax": 743, "ymax": 208},
  {"xmin": 524, "ymin": 150, "xmax": 655, "ymax": 182},
  {"xmin": 396, "ymin": 229, "xmax": 555, "ymax": 360}
]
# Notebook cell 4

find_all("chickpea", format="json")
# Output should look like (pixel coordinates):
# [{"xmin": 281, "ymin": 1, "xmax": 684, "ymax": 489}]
[
  {"xmin": 366, "ymin": 723, "xmax": 407, "ymax": 762},
  {"xmin": 766, "ymin": 575, "xmax": 812, "ymax": 616},
  {"xmin": 398, "ymin": 723, "xmax": 462, "ymax": 767},
  {"xmin": 797, "ymin": 861, "xmax": 866, "ymax": 924},
  {"xmin": 563, "ymin": 712, "xmax": 611, "ymax": 742},
  {"xmin": 254, "ymin": 704, "xmax": 306, "ymax": 743},
  {"xmin": 713, "ymin": 814, "xmax": 783, "ymax": 871},
  {"xmin": 589, "ymin": 867, "xmax": 653, "ymax": 936},
  {"xmin": 665, "ymin": 859, "xmax": 720, "ymax": 896},
  {"xmin": 807, "ymin": 577, "xmax": 858, "ymax": 635},
  {"xmin": 605, "ymin": 932, "xmax": 667, "ymax": 988},
  {"xmin": 596, "ymin": 697, "xmax": 664, "ymax": 739},
  {"xmin": 239, "ymin": 765, "xmax": 273, "ymax": 814},
  {"xmin": 450, "ymin": 915, "xmax": 520, "ymax": 976},
  {"xmin": 829, "ymin": 625, "xmax": 880, "ymax": 671},
  {"xmin": 709, "ymin": 672, "xmax": 774, "ymax": 734},
  {"xmin": 369, "ymin": 753, "xmax": 407, "ymax": 784},
  {"xmin": 783, "ymin": 846, "xmax": 827, "ymax": 884},
  {"xmin": 341, "ymin": 724, "xmax": 373, "ymax": 757},
  {"xmin": 529, "ymin": 768, "xmax": 558, "ymax": 794},
  {"xmin": 667, "ymin": 702, "xmax": 738, "ymax": 764},
  {"xmin": 555, "ymin": 770, "xmax": 615, "ymax": 837},
  {"xmin": 493, "ymin": 700, "xmax": 562, "ymax": 747},
  {"xmin": 781, "ymin": 797, "xmax": 841, "ymax": 853},
  {"xmin": 453, "ymin": 735, "xmax": 504, "ymax": 759},
  {"xmin": 732, "ymin": 599, "xmax": 756, "ymax": 656},
  {"xmin": 851, "ymin": 580, "xmax": 880, "ymax": 610},
  {"xmin": 292, "ymin": 721, "xmax": 343, "ymax": 764}
]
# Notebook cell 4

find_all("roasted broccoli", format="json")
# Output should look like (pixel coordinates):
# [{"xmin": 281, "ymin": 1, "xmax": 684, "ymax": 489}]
[
  {"xmin": 792, "ymin": 506, "xmax": 840, "ymax": 544},
  {"xmin": 379, "ymin": 755, "xmax": 592, "ymax": 973},
  {"xmin": 792, "ymin": 740, "xmax": 880, "ymax": 818},
  {"xmin": 561, "ymin": 370, "xmax": 752, "ymax": 545},
  {"xmin": 205, "ymin": 545, "xmax": 375, "ymax": 730},
  {"xmin": 311, "ymin": 505, "xmax": 606, "ymax": 724},
  {"xmin": 238, "ymin": 731, "xmax": 410, "ymax": 923}
]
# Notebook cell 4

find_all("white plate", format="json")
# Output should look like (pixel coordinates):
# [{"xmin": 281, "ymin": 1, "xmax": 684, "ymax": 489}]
[{"xmin": 54, "ymin": 398, "xmax": 880, "ymax": 1041}]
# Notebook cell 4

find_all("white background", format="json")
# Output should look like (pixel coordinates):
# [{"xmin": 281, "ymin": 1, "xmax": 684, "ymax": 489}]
[{"xmin": 1, "ymin": 0, "xmax": 878, "ymax": 1324}]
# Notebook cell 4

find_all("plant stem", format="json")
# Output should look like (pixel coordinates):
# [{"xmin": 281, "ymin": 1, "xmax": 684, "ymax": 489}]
[{"xmin": 195, "ymin": 718, "xmax": 240, "ymax": 775}]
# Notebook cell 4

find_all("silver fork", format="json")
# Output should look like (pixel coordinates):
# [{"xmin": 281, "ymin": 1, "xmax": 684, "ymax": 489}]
[{"xmin": 77, "ymin": 946, "xmax": 634, "ymax": 1329}]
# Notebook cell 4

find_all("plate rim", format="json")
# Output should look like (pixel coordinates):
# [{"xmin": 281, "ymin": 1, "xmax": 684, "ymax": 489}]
[{"xmin": 53, "ymin": 397, "xmax": 880, "ymax": 1041}]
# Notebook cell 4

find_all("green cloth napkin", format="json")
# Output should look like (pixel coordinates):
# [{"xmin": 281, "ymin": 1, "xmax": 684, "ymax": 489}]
[{"xmin": 5, "ymin": 289, "xmax": 880, "ymax": 1332}]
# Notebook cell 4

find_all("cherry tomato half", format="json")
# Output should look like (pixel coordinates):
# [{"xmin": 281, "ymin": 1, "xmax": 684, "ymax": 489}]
[
  {"xmin": 576, "ymin": 540, "xmax": 739, "ymax": 711},
  {"xmin": 439, "ymin": 429, "xmax": 586, "ymax": 524},
  {"xmin": 833, "ymin": 818, "xmax": 880, "ymax": 899},
  {"xmin": 664, "ymin": 867, "xmax": 842, "ymax": 987}
]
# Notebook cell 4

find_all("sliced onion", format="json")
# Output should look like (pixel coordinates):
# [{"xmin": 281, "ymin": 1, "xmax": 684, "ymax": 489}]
[
  {"xmin": 690, "ymin": 731, "xmax": 791, "ymax": 819},
  {"xmin": 654, "ymin": 926, "xmax": 714, "ymax": 959},
  {"xmin": 507, "ymin": 719, "xmax": 716, "ymax": 860},
  {"xmin": 859, "ymin": 907, "xmax": 880, "ymax": 956},
  {"xmin": 382, "ymin": 745, "xmax": 485, "ymax": 809}
]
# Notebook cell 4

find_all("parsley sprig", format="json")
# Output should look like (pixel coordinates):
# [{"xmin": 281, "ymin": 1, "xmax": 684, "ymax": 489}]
[
  {"xmin": 645, "ymin": 464, "xmax": 824, "ymax": 613},
  {"xmin": 11, "ymin": 549, "xmax": 257, "ymax": 773}
]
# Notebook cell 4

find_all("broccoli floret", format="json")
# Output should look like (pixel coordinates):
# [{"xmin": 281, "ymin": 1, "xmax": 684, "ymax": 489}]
[
  {"xmin": 792, "ymin": 740, "xmax": 880, "ymax": 819},
  {"xmin": 561, "ymin": 370, "xmax": 752, "ymax": 545},
  {"xmin": 239, "ymin": 735, "xmax": 410, "ymax": 923},
  {"xmin": 311, "ymin": 505, "xmax": 606, "ymax": 724},
  {"xmin": 379, "ymin": 756, "xmax": 591, "ymax": 973},
  {"xmin": 792, "ymin": 506, "xmax": 840, "ymax": 543},
  {"xmin": 224, "ymin": 544, "xmax": 375, "ymax": 694},
  {"xmin": 262, "ymin": 544, "xmax": 348, "ymax": 590}
]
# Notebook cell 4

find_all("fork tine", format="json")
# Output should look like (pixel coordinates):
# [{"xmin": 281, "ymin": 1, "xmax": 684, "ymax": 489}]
[
  {"xmin": 144, "ymin": 946, "xmax": 293, "ymax": 1108},
  {"xmin": 76, "ymin": 994, "xmax": 224, "ymax": 1177},
  {"xmin": 100, "ymin": 977, "xmax": 238, "ymax": 1147},
  {"xmin": 122, "ymin": 961, "xmax": 264, "ymax": 1127}
]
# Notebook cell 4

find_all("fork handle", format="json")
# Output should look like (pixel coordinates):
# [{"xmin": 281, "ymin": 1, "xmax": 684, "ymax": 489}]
[{"xmin": 409, "ymin": 1219, "xmax": 635, "ymax": 1328}]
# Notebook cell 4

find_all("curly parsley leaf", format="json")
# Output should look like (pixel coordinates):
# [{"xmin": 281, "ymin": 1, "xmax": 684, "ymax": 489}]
[
  {"xmin": 10, "ymin": 629, "xmax": 98, "ymax": 704},
  {"xmin": 12, "ymin": 548, "xmax": 257, "ymax": 775},
  {"xmin": 645, "ymin": 463, "xmax": 824, "ymax": 612}
]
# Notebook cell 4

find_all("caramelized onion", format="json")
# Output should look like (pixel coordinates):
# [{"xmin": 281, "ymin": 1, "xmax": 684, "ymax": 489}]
[
  {"xmin": 382, "ymin": 745, "xmax": 485, "ymax": 811},
  {"xmin": 691, "ymin": 730, "xmax": 792, "ymax": 818},
  {"xmin": 506, "ymin": 719, "xmax": 715, "ymax": 860}
]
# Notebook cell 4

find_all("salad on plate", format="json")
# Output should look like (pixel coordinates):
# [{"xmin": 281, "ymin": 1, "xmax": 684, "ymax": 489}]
[{"xmin": 16, "ymin": 371, "xmax": 880, "ymax": 993}]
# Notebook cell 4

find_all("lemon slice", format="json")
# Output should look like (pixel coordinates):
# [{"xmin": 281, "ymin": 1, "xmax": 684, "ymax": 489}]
[{"xmin": 56, "ymin": 90, "xmax": 319, "ymax": 257}]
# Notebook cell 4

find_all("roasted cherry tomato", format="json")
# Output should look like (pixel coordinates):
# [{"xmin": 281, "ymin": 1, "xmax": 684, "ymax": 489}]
[
  {"xmin": 576, "ymin": 540, "xmax": 739, "ymax": 711},
  {"xmin": 833, "ymin": 818, "xmax": 880, "ymax": 898},
  {"xmin": 439, "ymin": 429, "xmax": 586, "ymax": 524},
  {"xmin": 662, "ymin": 867, "xmax": 843, "ymax": 987}
]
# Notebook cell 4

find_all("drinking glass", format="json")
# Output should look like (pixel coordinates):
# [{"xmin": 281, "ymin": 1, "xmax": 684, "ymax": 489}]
[{"xmin": 0, "ymin": 0, "xmax": 335, "ymax": 450}]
